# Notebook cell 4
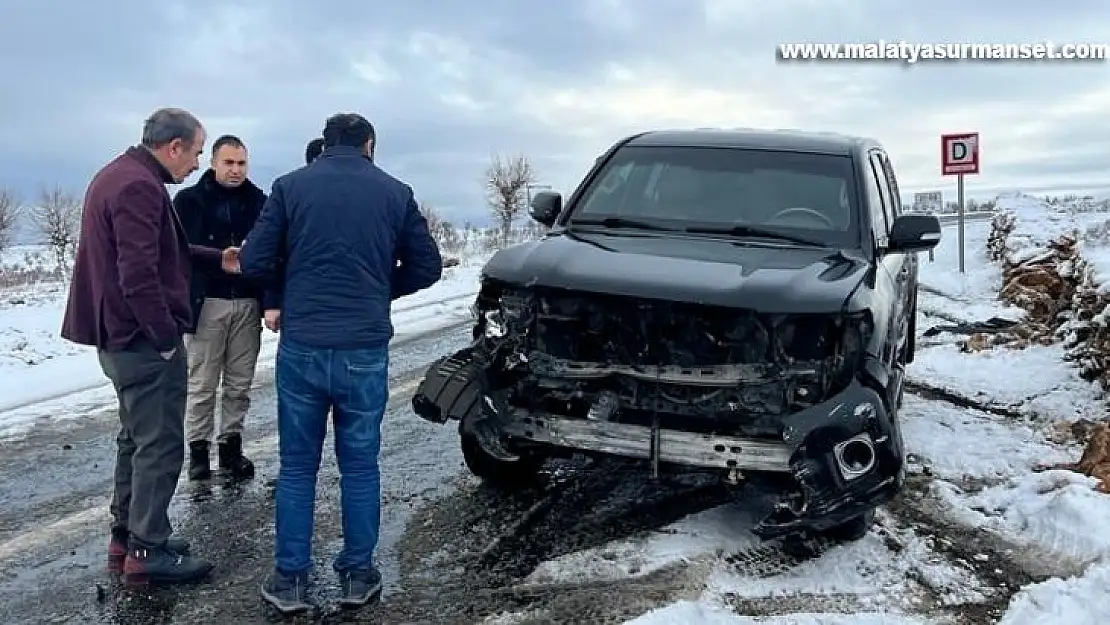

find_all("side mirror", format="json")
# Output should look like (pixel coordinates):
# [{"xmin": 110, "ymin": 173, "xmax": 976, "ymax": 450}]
[
  {"xmin": 887, "ymin": 214, "xmax": 942, "ymax": 253},
  {"xmin": 529, "ymin": 191, "xmax": 562, "ymax": 227}
]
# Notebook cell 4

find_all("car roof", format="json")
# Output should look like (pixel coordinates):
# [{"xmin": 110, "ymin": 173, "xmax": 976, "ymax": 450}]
[{"xmin": 625, "ymin": 127, "xmax": 880, "ymax": 156}]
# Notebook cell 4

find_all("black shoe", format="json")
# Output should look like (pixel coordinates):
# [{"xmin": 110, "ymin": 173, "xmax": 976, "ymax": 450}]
[
  {"xmin": 122, "ymin": 544, "xmax": 214, "ymax": 587},
  {"xmin": 260, "ymin": 568, "xmax": 311, "ymax": 614},
  {"xmin": 188, "ymin": 441, "xmax": 211, "ymax": 481},
  {"xmin": 109, "ymin": 528, "xmax": 191, "ymax": 573},
  {"xmin": 218, "ymin": 433, "xmax": 255, "ymax": 480},
  {"xmin": 338, "ymin": 567, "xmax": 382, "ymax": 608}
]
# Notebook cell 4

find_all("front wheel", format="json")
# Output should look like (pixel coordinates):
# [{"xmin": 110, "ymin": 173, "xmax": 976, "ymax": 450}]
[
  {"xmin": 460, "ymin": 433, "xmax": 545, "ymax": 491},
  {"xmin": 820, "ymin": 507, "xmax": 876, "ymax": 542}
]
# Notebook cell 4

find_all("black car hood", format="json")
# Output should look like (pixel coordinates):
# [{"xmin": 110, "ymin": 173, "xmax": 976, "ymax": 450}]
[{"xmin": 482, "ymin": 230, "xmax": 870, "ymax": 314}]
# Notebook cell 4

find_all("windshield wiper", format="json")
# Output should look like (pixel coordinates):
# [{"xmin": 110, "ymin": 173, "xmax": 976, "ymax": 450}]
[
  {"xmin": 570, "ymin": 217, "xmax": 677, "ymax": 232},
  {"xmin": 684, "ymin": 224, "xmax": 825, "ymax": 247}
]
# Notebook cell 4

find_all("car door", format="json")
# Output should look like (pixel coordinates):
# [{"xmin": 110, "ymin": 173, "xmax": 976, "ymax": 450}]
[
  {"xmin": 861, "ymin": 149, "xmax": 905, "ymax": 368},
  {"xmin": 877, "ymin": 152, "xmax": 917, "ymax": 303},
  {"xmin": 868, "ymin": 151, "xmax": 911, "ymax": 366}
]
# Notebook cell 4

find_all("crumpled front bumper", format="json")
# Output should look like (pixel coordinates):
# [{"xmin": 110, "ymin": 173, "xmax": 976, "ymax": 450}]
[
  {"xmin": 751, "ymin": 376, "xmax": 905, "ymax": 538},
  {"xmin": 411, "ymin": 349, "xmax": 904, "ymax": 539}
]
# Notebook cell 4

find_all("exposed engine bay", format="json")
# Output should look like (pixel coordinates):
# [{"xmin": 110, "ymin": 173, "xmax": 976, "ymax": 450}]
[
  {"xmin": 412, "ymin": 278, "xmax": 906, "ymax": 540},
  {"xmin": 476, "ymin": 281, "xmax": 868, "ymax": 435}
]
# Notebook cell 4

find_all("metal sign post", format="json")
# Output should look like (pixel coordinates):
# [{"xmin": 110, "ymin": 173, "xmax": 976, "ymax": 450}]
[{"xmin": 941, "ymin": 132, "xmax": 980, "ymax": 274}]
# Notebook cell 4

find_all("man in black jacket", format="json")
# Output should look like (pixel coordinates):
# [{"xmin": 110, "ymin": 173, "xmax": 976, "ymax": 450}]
[{"xmin": 174, "ymin": 134, "xmax": 278, "ymax": 481}]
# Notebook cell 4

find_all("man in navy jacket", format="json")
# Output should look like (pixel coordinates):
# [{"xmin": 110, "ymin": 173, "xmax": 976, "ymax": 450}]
[{"xmin": 239, "ymin": 113, "xmax": 441, "ymax": 614}]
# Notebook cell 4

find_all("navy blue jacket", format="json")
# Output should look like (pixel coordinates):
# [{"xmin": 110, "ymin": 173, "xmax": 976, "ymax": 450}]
[{"xmin": 239, "ymin": 146, "xmax": 443, "ymax": 349}]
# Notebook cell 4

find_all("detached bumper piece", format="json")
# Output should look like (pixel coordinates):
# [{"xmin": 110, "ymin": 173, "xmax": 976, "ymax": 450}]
[
  {"xmin": 411, "ymin": 350, "xmax": 483, "ymax": 424},
  {"xmin": 500, "ymin": 414, "xmax": 792, "ymax": 473},
  {"xmin": 752, "ymin": 378, "xmax": 904, "ymax": 539}
]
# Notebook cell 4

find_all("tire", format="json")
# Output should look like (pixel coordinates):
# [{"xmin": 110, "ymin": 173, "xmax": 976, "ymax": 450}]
[
  {"xmin": 820, "ymin": 507, "xmax": 876, "ymax": 543},
  {"xmin": 460, "ymin": 433, "xmax": 545, "ymax": 491}
]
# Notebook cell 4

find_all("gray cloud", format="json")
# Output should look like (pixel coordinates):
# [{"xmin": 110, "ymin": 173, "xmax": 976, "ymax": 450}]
[{"xmin": 1, "ymin": 0, "xmax": 1109, "ymax": 225}]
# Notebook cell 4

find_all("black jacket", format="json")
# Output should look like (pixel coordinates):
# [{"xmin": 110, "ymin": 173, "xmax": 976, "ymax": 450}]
[{"xmin": 174, "ymin": 169, "xmax": 281, "ymax": 333}]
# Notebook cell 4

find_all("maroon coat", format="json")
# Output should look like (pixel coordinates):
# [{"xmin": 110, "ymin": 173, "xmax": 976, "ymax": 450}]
[{"xmin": 61, "ymin": 147, "xmax": 222, "ymax": 352}]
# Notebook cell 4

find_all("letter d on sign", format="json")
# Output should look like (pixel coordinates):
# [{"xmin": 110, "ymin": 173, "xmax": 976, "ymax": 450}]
[{"xmin": 941, "ymin": 132, "xmax": 979, "ymax": 176}]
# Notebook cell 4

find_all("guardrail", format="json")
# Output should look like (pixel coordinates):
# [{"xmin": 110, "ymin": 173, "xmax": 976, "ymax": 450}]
[{"xmin": 934, "ymin": 211, "xmax": 995, "ymax": 225}]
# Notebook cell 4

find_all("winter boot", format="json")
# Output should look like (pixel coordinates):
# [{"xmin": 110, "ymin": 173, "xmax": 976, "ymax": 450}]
[
  {"xmin": 218, "ymin": 433, "xmax": 255, "ymax": 480},
  {"xmin": 338, "ymin": 567, "xmax": 383, "ymax": 608},
  {"xmin": 121, "ymin": 542, "xmax": 214, "ymax": 587},
  {"xmin": 188, "ymin": 441, "xmax": 211, "ymax": 480},
  {"xmin": 260, "ymin": 567, "xmax": 311, "ymax": 614},
  {"xmin": 108, "ymin": 529, "xmax": 191, "ymax": 573}
]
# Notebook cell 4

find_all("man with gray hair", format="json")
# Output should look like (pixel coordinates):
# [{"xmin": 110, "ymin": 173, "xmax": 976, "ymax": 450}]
[{"xmin": 61, "ymin": 107, "xmax": 240, "ymax": 587}]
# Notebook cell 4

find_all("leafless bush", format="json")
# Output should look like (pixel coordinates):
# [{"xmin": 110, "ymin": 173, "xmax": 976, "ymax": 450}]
[
  {"xmin": 418, "ymin": 201, "xmax": 444, "ymax": 235},
  {"xmin": 485, "ymin": 153, "xmax": 536, "ymax": 246},
  {"xmin": 419, "ymin": 201, "xmax": 463, "ymax": 256},
  {"xmin": 0, "ymin": 248, "xmax": 67, "ymax": 291},
  {"xmin": 32, "ymin": 186, "xmax": 82, "ymax": 268},
  {"xmin": 0, "ymin": 189, "xmax": 18, "ymax": 254}
]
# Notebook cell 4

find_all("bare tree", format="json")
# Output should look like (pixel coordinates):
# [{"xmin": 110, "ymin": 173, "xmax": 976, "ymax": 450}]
[
  {"xmin": 0, "ymin": 188, "xmax": 18, "ymax": 254},
  {"xmin": 485, "ymin": 153, "xmax": 536, "ymax": 246},
  {"xmin": 32, "ymin": 186, "xmax": 82, "ymax": 268},
  {"xmin": 418, "ymin": 201, "xmax": 464, "ymax": 263},
  {"xmin": 418, "ymin": 201, "xmax": 445, "ymax": 236}
]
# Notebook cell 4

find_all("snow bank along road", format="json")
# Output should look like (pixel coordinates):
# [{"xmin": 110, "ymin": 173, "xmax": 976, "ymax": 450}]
[{"xmin": 0, "ymin": 219, "xmax": 1105, "ymax": 624}]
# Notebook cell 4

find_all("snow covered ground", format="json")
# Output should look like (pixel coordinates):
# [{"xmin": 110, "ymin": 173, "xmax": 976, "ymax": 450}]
[
  {"xmin": 0, "ymin": 244, "xmax": 489, "ymax": 439},
  {"xmin": 484, "ymin": 212, "xmax": 1110, "ymax": 624},
  {"xmin": 6, "ymin": 204, "xmax": 1110, "ymax": 623}
]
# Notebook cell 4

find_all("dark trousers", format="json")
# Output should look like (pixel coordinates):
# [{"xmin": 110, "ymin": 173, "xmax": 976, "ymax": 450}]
[{"xmin": 97, "ymin": 337, "xmax": 188, "ymax": 547}]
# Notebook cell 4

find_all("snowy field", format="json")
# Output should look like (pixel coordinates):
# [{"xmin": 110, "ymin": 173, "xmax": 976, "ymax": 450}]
[
  {"xmin": 4, "ymin": 203, "xmax": 1110, "ymax": 623},
  {"xmin": 0, "ymin": 243, "xmax": 490, "ymax": 439}
]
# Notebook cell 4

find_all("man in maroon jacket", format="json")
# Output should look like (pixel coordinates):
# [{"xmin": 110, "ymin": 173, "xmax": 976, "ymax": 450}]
[{"xmin": 60, "ymin": 107, "xmax": 239, "ymax": 587}]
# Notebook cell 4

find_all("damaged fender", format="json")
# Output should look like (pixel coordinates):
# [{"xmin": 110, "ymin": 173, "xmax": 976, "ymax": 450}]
[{"xmin": 752, "ymin": 374, "xmax": 906, "ymax": 539}]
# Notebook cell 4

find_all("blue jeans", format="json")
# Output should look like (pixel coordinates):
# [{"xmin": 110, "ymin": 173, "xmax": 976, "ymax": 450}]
[{"xmin": 273, "ymin": 337, "xmax": 389, "ymax": 575}]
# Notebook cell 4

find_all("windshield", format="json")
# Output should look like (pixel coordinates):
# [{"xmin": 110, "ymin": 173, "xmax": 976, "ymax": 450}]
[{"xmin": 569, "ymin": 145, "xmax": 861, "ymax": 247}]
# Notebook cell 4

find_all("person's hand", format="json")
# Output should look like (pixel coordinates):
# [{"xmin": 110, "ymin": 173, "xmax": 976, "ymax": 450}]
[
  {"xmin": 159, "ymin": 347, "xmax": 176, "ymax": 361},
  {"xmin": 221, "ymin": 247, "xmax": 241, "ymax": 274},
  {"xmin": 264, "ymin": 309, "xmax": 281, "ymax": 332}
]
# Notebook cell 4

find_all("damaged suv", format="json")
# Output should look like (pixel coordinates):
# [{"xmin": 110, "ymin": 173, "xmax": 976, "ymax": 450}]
[{"xmin": 412, "ymin": 128, "xmax": 941, "ymax": 542}]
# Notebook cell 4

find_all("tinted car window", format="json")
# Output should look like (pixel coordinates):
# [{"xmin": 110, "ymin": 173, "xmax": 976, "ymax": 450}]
[{"xmin": 572, "ymin": 145, "xmax": 861, "ymax": 246}]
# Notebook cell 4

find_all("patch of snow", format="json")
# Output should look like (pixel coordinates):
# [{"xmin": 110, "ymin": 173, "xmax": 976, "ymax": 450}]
[
  {"xmin": 998, "ymin": 560, "xmax": 1110, "ymax": 625},
  {"xmin": 899, "ymin": 395, "xmax": 1076, "ymax": 482},
  {"xmin": 523, "ymin": 502, "xmax": 766, "ymax": 586},
  {"xmin": 917, "ymin": 219, "xmax": 1024, "ymax": 322},
  {"xmin": 938, "ymin": 470, "xmax": 1110, "ymax": 568},
  {"xmin": 624, "ymin": 600, "xmax": 933, "ymax": 624},
  {"xmin": 704, "ymin": 516, "xmax": 987, "ymax": 611},
  {"xmin": 907, "ymin": 342, "xmax": 1105, "ymax": 422},
  {"xmin": 1079, "ymin": 234, "xmax": 1110, "ymax": 295},
  {"xmin": 480, "ymin": 608, "xmax": 551, "ymax": 624}
]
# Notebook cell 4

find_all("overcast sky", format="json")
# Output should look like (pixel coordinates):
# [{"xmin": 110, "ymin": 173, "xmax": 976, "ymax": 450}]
[{"xmin": 1, "ymin": 0, "xmax": 1109, "ymax": 226}]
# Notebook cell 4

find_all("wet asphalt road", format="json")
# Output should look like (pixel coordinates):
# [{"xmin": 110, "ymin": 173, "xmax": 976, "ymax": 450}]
[
  {"xmin": 0, "ymin": 310, "xmax": 1074, "ymax": 624},
  {"xmin": 0, "ymin": 325, "xmax": 475, "ymax": 624},
  {"xmin": 0, "ymin": 322, "xmax": 736, "ymax": 625}
]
